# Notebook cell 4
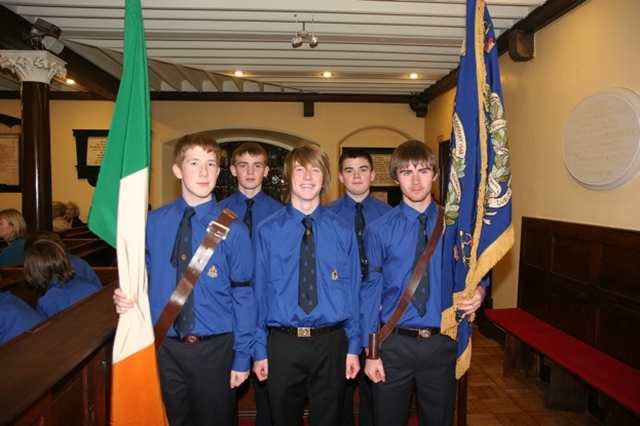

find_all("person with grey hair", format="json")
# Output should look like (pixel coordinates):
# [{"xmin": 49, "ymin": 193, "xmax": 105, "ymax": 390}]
[
  {"xmin": 52, "ymin": 201, "xmax": 71, "ymax": 232},
  {"xmin": 65, "ymin": 201, "xmax": 85, "ymax": 228}
]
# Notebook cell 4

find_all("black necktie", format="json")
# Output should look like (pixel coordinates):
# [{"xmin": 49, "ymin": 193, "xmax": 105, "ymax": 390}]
[
  {"xmin": 171, "ymin": 207, "xmax": 196, "ymax": 338},
  {"xmin": 243, "ymin": 198, "xmax": 254, "ymax": 238},
  {"xmin": 298, "ymin": 216, "xmax": 317, "ymax": 314},
  {"xmin": 411, "ymin": 213, "xmax": 429, "ymax": 317},
  {"xmin": 355, "ymin": 202, "xmax": 369, "ymax": 281}
]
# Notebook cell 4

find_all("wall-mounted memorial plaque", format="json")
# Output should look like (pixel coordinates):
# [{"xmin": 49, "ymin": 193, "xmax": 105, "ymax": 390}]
[
  {"xmin": 562, "ymin": 87, "xmax": 640, "ymax": 190},
  {"xmin": 73, "ymin": 129, "xmax": 109, "ymax": 187},
  {"xmin": 0, "ymin": 134, "xmax": 20, "ymax": 192}
]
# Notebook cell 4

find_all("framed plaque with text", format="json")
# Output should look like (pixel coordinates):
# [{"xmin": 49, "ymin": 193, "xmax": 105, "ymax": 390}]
[
  {"xmin": 73, "ymin": 129, "xmax": 109, "ymax": 187},
  {"xmin": 0, "ymin": 134, "xmax": 21, "ymax": 192}
]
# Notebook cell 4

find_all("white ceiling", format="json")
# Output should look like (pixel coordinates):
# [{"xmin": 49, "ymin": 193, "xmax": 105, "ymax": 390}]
[{"xmin": 0, "ymin": 0, "xmax": 550, "ymax": 97}]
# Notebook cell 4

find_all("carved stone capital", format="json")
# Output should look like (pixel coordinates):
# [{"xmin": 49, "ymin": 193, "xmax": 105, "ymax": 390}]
[{"xmin": 0, "ymin": 50, "xmax": 67, "ymax": 84}]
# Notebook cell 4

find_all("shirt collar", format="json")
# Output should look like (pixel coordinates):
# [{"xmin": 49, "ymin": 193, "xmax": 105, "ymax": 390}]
[
  {"xmin": 286, "ymin": 202, "xmax": 325, "ymax": 224},
  {"xmin": 399, "ymin": 199, "xmax": 439, "ymax": 223},
  {"xmin": 179, "ymin": 197, "xmax": 217, "ymax": 219}
]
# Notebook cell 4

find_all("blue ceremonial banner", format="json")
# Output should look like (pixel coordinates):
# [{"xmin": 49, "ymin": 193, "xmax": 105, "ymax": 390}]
[{"xmin": 440, "ymin": 0, "xmax": 514, "ymax": 378}]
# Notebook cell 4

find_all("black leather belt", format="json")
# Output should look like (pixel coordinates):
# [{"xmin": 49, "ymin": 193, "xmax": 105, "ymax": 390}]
[
  {"xmin": 270, "ymin": 322, "xmax": 343, "ymax": 338},
  {"xmin": 168, "ymin": 334, "xmax": 215, "ymax": 344},
  {"xmin": 392, "ymin": 326, "xmax": 440, "ymax": 338}
]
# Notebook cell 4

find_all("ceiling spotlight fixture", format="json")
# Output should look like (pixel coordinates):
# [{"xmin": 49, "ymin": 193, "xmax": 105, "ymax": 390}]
[
  {"xmin": 322, "ymin": 71, "xmax": 332, "ymax": 78},
  {"xmin": 66, "ymin": 78, "xmax": 75, "ymax": 85},
  {"xmin": 409, "ymin": 73, "xmax": 419, "ymax": 79},
  {"xmin": 291, "ymin": 13, "xmax": 319, "ymax": 48},
  {"xmin": 234, "ymin": 70, "xmax": 244, "ymax": 77}
]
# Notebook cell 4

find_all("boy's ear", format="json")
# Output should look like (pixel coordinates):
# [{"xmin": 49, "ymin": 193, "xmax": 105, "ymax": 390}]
[
  {"xmin": 229, "ymin": 164, "xmax": 238, "ymax": 177},
  {"xmin": 338, "ymin": 172, "xmax": 345, "ymax": 184},
  {"xmin": 432, "ymin": 172, "xmax": 439, "ymax": 182},
  {"xmin": 370, "ymin": 169, "xmax": 377, "ymax": 183},
  {"xmin": 263, "ymin": 165, "xmax": 270, "ymax": 178},
  {"xmin": 172, "ymin": 163, "xmax": 183, "ymax": 179}
]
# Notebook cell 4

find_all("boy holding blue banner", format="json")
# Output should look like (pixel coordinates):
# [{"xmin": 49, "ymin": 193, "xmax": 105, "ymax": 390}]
[{"xmin": 360, "ymin": 140, "xmax": 485, "ymax": 426}]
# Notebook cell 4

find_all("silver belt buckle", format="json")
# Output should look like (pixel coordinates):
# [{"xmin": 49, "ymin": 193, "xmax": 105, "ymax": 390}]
[
  {"xmin": 418, "ymin": 328, "xmax": 432, "ymax": 338},
  {"xmin": 297, "ymin": 327, "xmax": 311, "ymax": 337}
]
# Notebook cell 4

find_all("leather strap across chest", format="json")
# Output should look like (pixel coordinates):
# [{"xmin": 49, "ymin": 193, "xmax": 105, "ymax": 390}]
[{"xmin": 153, "ymin": 208, "xmax": 237, "ymax": 350}]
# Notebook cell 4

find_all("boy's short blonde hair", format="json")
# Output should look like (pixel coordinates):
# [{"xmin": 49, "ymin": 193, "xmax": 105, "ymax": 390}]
[
  {"xmin": 282, "ymin": 145, "xmax": 331, "ymax": 203},
  {"xmin": 173, "ymin": 133, "xmax": 221, "ymax": 166}
]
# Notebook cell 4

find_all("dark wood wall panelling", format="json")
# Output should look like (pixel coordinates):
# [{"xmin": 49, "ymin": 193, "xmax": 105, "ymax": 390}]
[{"xmin": 518, "ymin": 217, "xmax": 640, "ymax": 370}]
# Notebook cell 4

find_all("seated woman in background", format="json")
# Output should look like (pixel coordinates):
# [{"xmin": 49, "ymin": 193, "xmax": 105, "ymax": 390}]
[
  {"xmin": 23, "ymin": 233, "xmax": 99, "ymax": 318},
  {"xmin": 65, "ymin": 201, "xmax": 85, "ymax": 228},
  {"xmin": 0, "ymin": 289, "xmax": 44, "ymax": 345},
  {"xmin": 0, "ymin": 208, "xmax": 28, "ymax": 267}
]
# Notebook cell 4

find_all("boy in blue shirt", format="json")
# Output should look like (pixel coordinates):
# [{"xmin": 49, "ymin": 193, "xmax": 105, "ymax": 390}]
[
  {"xmin": 219, "ymin": 142, "xmax": 282, "ymax": 426},
  {"xmin": 360, "ymin": 140, "xmax": 485, "ymax": 426},
  {"xmin": 326, "ymin": 149, "xmax": 391, "ymax": 426},
  {"xmin": 114, "ymin": 133, "xmax": 254, "ymax": 425},
  {"xmin": 252, "ymin": 144, "xmax": 361, "ymax": 426},
  {"xmin": 219, "ymin": 142, "xmax": 283, "ymax": 238}
]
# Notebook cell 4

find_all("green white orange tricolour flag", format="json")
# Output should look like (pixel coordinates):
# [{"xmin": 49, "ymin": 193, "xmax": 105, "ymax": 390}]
[{"xmin": 87, "ymin": 0, "xmax": 167, "ymax": 424}]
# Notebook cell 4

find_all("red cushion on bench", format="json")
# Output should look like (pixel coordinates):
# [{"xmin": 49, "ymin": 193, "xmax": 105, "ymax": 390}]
[{"xmin": 485, "ymin": 308, "xmax": 640, "ymax": 416}]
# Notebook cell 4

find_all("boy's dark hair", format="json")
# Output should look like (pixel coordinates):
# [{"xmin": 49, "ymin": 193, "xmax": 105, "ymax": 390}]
[
  {"xmin": 173, "ymin": 133, "xmax": 221, "ymax": 166},
  {"xmin": 282, "ymin": 145, "xmax": 331, "ymax": 203},
  {"xmin": 23, "ymin": 233, "xmax": 74, "ymax": 290},
  {"xmin": 339, "ymin": 148, "xmax": 374, "ymax": 171},
  {"xmin": 389, "ymin": 140, "xmax": 439, "ymax": 182},
  {"xmin": 231, "ymin": 142, "xmax": 269, "ymax": 166}
]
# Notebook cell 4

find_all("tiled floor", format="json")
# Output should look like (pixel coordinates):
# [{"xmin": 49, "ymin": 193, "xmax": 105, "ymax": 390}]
[{"xmin": 466, "ymin": 326, "xmax": 602, "ymax": 425}]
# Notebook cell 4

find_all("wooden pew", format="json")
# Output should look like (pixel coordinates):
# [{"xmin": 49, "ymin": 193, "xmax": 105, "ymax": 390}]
[
  {"xmin": 64, "ymin": 238, "xmax": 116, "ymax": 267},
  {"xmin": 0, "ymin": 283, "xmax": 118, "ymax": 425},
  {"xmin": 485, "ymin": 217, "xmax": 640, "ymax": 424},
  {"xmin": 55, "ymin": 225, "xmax": 97, "ymax": 239}
]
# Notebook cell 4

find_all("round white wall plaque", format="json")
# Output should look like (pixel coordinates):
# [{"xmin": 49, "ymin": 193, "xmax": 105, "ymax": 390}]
[{"xmin": 562, "ymin": 87, "xmax": 640, "ymax": 190}]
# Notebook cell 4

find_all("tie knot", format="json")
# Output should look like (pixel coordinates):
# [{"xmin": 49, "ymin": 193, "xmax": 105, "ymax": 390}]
[
  {"xmin": 246, "ymin": 198, "xmax": 254, "ymax": 208},
  {"xmin": 183, "ymin": 207, "xmax": 196, "ymax": 221},
  {"xmin": 302, "ymin": 216, "xmax": 313, "ymax": 231},
  {"xmin": 418, "ymin": 213, "xmax": 427, "ymax": 226},
  {"xmin": 355, "ymin": 202, "xmax": 363, "ymax": 212}
]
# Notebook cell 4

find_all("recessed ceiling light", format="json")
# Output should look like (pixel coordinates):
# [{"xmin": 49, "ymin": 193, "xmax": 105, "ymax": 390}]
[
  {"xmin": 234, "ymin": 71, "xmax": 244, "ymax": 77},
  {"xmin": 66, "ymin": 78, "xmax": 75, "ymax": 84},
  {"xmin": 409, "ymin": 73, "xmax": 419, "ymax": 79},
  {"xmin": 322, "ymin": 71, "xmax": 332, "ymax": 78}
]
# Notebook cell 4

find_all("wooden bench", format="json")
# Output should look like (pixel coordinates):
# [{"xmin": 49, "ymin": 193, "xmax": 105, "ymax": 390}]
[
  {"xmin": 55, "ymin": 225, "xmax": 97, "ymax": 239},
  {"xmin": 485, "ymin": 217, "xmax": 640, "ymax": 424},
  {"xmin": 0, "ymin": 283, "xmax": 118, "ymax": 425},
  {"xmin": 486, "ymin": 307, "xmax": 640, "ymax": 423}
]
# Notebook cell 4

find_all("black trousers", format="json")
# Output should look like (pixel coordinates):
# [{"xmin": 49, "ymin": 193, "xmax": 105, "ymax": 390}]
[
  {"xmin": 267, "ymin": 327, "xmax": 347, "ymax": 426},
  {"xmin": 371, "ymin": 333, "xmax": 457, "ymax": 426},
  {"xmin": 158, "ymin": 334, "xmax": 235, "ymax": 426},
  {"xmin": 341, "ymin": 351, "xmax": 374, "ymax": 426}
]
